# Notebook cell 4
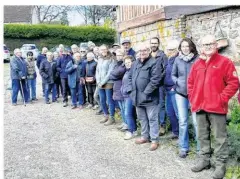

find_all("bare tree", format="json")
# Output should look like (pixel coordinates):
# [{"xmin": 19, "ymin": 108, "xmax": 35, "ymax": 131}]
[
  {"xmin": 34, "ymin": 5, "xmax": 72, "ymax": 23},
  {"xmin": 75, "ymin": 5, "xmax": 116, "ymax": 25}
]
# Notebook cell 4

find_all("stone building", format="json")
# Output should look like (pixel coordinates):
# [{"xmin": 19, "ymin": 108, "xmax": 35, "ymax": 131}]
[{"xmin": 116, "ymin": 5, "xmax": 240, "ymax": 61}]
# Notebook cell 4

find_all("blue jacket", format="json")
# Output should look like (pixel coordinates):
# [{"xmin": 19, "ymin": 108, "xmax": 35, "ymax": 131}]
[
  {"xmin": 128, "ymin": 57, "xmax": 163, "ymax": 107},
  {"xmin": 57, "ymin": 54, "xmax": 73, "ymax": 79},
  {"xmin": 164, "ymin": 55, "xmax": 178, "ymax": 91},
  {"xmin": 128, "ymin": 48, "xmax": 136, "ymax": 60},
  {"xmin": 171, "ymin": 54, "xmax": 199, "ymax": 97},
  {"xmin": 36, "ymin": 54, "xmax": 47, "ymax": 69},
  {"xmin": 66, "ymin": 60, "xmax": 86, "ymax": 89},
  {"xmin": 121, "ymin": 68, "xmax": 131, "ymax": 98},
  {"xmin": 40, "ymin": 60, "xmax": 58, "ymax": 84},
  {"xmin": 109, "ymin": 61, "xmax": 126, "ymax": 101},
  {"xmin": 10, "ymin": 56, "xmax": 28, "ymax": 80}
]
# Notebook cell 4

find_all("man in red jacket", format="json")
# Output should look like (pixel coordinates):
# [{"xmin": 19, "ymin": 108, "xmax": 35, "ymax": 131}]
[{"xmin": 188, "ymin": 35, "xmax": 239, "ymax": 179}]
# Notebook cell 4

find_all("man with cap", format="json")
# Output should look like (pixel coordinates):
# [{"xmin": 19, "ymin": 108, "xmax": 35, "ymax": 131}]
[{"xmin": 121, "ymin": 38, "xmax": 136, "ymax": 59}]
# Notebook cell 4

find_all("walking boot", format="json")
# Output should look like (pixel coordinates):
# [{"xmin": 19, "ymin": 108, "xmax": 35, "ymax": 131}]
[
  {"xmin": 212, "ymin": 163, "xmax": 226, "ymax": 179},
  {"xmin": 104, "ymin": 117, "xmax": 116, "ymax": 126},
  {"xmin": 149, "ymin": 142, "xmax": 159, "ymax": 151},
  {"xmin": 100, "ymin": 115, "xmax": 108, "ymax": 123},
  {"xmin": 159, "ymin": 125, "xmax": 166, "ymax": 136},
  {"xmin": 191, "ymin": 159, "xmax": 211, "ymax": 172}
]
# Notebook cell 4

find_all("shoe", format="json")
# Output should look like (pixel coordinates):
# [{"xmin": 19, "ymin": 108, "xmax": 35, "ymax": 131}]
[
  {"xmin": 72, "ymin": 106, "xmax": 77, "ymax": 109},
  {"xmin": 124, "ymin": 131, "xmax": 136, "ymax": 140},
  {"xmin": 120, "ymin": 124, "xmax": 128, "ymax": 132},
  {"xmin": 100, "ymin": 116, "xmax": 108, "ymax": 123},
  {"xmin": 149, "ymin": 142, "xmax": 159, "ymax": 151},
  {"xmin": 135, "ymin": 138, "xmax": 150, "ymax": 144},
  {"xmin": 159, "ymin": 126, "xmax": 166, "ymax": 136},
  {"xmin": 93, "ymin": 105, "xmax": 99, "ymax": 110},
  {"xmin": 63, "ymin": 102, "xmax": 68, "ymax": 107},
  {"xmin": 179, "ymin": 150, "xmax": 188, "ymax": 158},
  {"xmin": 170, "ymin": 133, "xmax": 179, "ymax": 140},
  {"xmin": 78, "ymin": 105, "xmax": 83, "ymax": 109},
  {"xmin": 32, "ymin": 98, "xmax": 38, "ymax": 101},
  {"xmin": 212, "ymin": 164, "xmax": 226, "ymax": 179},
  {"xmin": 191, "ymin": 159, "xmax": 211, "ymax": 172},
  {"xmin": 86, "ymin": 104, "xmax": 93, "ymax": 109},
  {"xmin": 104, "ymin": 117, "xmax": 116, "ymax": 126},
  {"xmin": 117, "ymin": 123, "xmax": 124, "ymax": 130},
  {"xmin": 96, "ymin": 110, "xmax": 103, "ymax": 115},
  {"xmin": 52, "ymin": 100, "xmax": 58, "ymax": 103},
  {"xmin": 12, "ymin": 103, "xmax": 17, "ymax": 106},
  {"xmin": 46, "ymin": 101, "xmax": 51, "ymax": 104}
]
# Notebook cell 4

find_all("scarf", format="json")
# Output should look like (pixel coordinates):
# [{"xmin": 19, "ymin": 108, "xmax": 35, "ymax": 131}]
[{"xmin": 179, "ymin": 52, "xmax": 195, "ymax": 62}]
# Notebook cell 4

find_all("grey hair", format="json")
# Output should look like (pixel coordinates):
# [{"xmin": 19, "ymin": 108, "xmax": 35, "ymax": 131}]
[{"xmin": 87, "ymin": 52, "xmax": 95, "ymax": 59}]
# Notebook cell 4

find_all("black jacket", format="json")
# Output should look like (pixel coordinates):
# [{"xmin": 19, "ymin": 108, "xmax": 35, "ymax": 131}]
[
  {"xmin": 128, "ymin": 56, "xmax": 163, "ymax": 107},
  {"xmin": 40, "ymin": 60, "xmax": 58, "ymax": 84}
]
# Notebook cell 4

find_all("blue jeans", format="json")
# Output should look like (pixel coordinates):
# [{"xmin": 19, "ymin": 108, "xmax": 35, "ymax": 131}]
[
  {"xmin": 166, "ymin": 90, "xmax": 179, "ymax": 136},
  {"xmin": 175, "ymin": 93, "xmax": 199, "ymax": 152},
  {"xmin": 124, "ymin": 98, "xmax": 137, "ymax": 133},
  {"xmin": 159, "ymin": 86, "xmax": 166, "ymax": 126},
  {"xmin": 99, "ymin": 88, "xmax": 115, "ymax": 117},
  {"xmin": 45, "ymin": 83, "xmax": 57, "ymax": 103},
  {"xmin": 11, "ymin": 79, "xmax": 29, "ymax": 104},
  {"xmin": 70, "ymin": 82, "xmax": 84, "ymax": 106},
  {"xmin": 27, "ymin": 79, "xmax": 36, "ymax": 100},
  {"xmin": 117, "ymin": 100, "xmax": 126, "ymax": 124},
  {"xmin": 136, "ymin": 105, "xmax": 159, "ymax": 142}
]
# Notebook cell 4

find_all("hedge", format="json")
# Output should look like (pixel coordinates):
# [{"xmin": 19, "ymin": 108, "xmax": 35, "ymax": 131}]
[{"xmin": 4, "ymin": 24, "xmax": 116, "ymax": 50}]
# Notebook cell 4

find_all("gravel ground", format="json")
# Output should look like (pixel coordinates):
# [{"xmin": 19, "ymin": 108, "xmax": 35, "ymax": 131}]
[{"xmin": 4, "ymin": 63, "xmax": 213, "ymax": 179}]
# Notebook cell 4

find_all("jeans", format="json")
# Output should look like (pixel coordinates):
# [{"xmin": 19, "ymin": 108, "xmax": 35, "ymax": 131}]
[
  {"xmin": 61, "ymin": 78, "xmax": 70, "ymax": 103},
  {"xmin": 99, "ymin": 88, "xmax": 115, "ymax": 117},
  {"xmin": 124, "ymin": 98, "xmax": 137, "ymax": 133},
  {"xmin": 136, "ymin": 105, "xmax": 159, "ymax": 142},
  {"xmin": 11, "ymin": 79, "xmax": 29, "ymax": 104},
  {"xmin": 117, "ymin": 100, "xmax": 126, "ymax": 124},
  {"xmin": 175, "ymin": 93, "xmax": 199, "ymax": 152},
  {"xmin": 70, "ymin": 82, "xmax": 84, "ymax": 106},
  {"xmin": 159, "ymin": 86, "xmax": 166, "ymax": 126},
  {"xmin": 166, "ymin": 90, "xmax": 179, "ymax": 136},
  {"xmin": 45, "ymin": 83, "xmax": 57, "ymax": 103},
  {"xmin": 27, "ymin": 78, "xmax": 36, "ymax": 100}
]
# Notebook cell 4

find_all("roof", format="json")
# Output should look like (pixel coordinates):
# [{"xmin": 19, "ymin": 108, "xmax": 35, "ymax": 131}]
[{"xmin": 4, "ymin": 5, "xmax": 33, "ymax": 23}]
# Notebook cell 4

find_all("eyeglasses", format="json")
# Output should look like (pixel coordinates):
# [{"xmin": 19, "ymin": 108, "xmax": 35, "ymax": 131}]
[
  {"xmin": 80, "ymin": 51, "xmax": 86, "ymax": 53},
  {"xmin": 202, "ymin": 43, "xmax": 216, "ymax": 48}
]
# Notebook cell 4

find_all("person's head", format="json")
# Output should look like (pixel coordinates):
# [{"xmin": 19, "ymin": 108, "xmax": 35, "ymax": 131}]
[
  {"xmin": 137, "ymin": 42, "xmax": 151, "ymax": 61},
  {"xmin": 99, "ymin": 44, "xmax": 109, "ymax": 57},
  {"xmin": 14, "ymin": 48, "xmax": 22, "ymax": 57},
  {"xmin": 80, "ymin": 48, "xmax": 87, "ymax": 58},
  {"xmin": 73, "ymin": 52, "xmax": 81, "ymax": 62},
  {"xmin": 88, "ymin": 41, "xmax": 96, "ymax": 51},
  {"xmin": 150, "ymin": 37, "xmax": 160, "ymax": 53},
  {"xmin": 27, "ymin": 51, "xmax": 34, "ymax": 60},
  {"xmin": 71, "ymin": 44, "xmax": 79, "ymax": 54},
  {"xmin": 124, "ymin": 55, "xmax": 134, "ymax": 69},
  {"xmin": 42, "ymin": 47, "xmax": 48, "ymax": 55},
  {"xmin": 86, "ymin": 52, "xmax": 95, "ymax": 62},
  {"xmin": 121, "ymin": 39, "xmax": 131, "ymax": 52},
  {"xmin": 112, "ymin": 43, "xmax": 120, "ymax": 50},
  {"xmin": 53, "ymin": 52, "xmax": 59, "ymax": 59},
  {"xmin": 178, "ymin": 38, "xmax": 198, "ymax": 56},
  {"xmin": 46, "ymin": 51, "xmax": 53, "ymax": 62},
  {"xmin": 166, "ymin": 39, "xmax": 179, "ymax": 57},
  {"xmin": 93, "ymin": 47, "xmax": 99, "ymax": 56},
  {"xmin": 115, "ymin": 48, "xmax": 125, "ymax": 61},
  {"xmin": 199, "ymin": 35, "xmax": 218, "ymax": 57}
]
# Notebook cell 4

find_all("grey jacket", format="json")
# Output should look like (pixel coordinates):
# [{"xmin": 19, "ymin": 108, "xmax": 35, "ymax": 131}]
[
  {"xmin": 10, "ymin": 56, "xmax": 28, "ymax": 80},
  {"xmin": 96, "ymin": 55, "xmax": 116, "ymax": 86},
  {"xmin": 171, "ymin": 54, "xmax": 198, "ymax": 97}
]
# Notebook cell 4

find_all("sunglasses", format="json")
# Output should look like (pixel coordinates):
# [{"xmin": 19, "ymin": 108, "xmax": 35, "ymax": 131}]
[{"xmin": 80, "ymin": 51, "xmax": 86, "ymax": 53}]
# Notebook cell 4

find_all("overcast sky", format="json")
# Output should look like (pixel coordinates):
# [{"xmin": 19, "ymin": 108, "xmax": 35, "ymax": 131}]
[{"xmin": 68, "ymin": 10, "xmax": 85, "ymax": 26}]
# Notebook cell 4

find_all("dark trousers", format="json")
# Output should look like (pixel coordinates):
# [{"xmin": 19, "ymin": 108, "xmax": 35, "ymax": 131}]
[
  {"xmin": 61, "ymin": 78, "xmax": 70, "ymax": 103},
  {"xmin": 55, "ymin": 77, "xmax": 62, "ymax": 97},
  {"xmin": 12, "ymin": 79, "xmax": 29, "ymax": 104},
  {"xmin": 159, "ymin": 86, "xmax": 166, "ymax": 126},
  {"xmin": 86, "ymin": 83, "xmax": 96, "ymax": 105},
  {"xmin": 196, "ymin": 111, "xmax": 228, "ymax": 166}
]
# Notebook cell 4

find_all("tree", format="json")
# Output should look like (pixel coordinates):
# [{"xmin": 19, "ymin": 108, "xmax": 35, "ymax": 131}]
[
  {"xmin": 34, "ymin": 5, "xmax": 72, "ymax": 24},
  {"xmin": 75, "ymin": 5, "xmax": 116, "ymax": 26},
  {"xmin": 60, "ymin": 11, "xmax": 69, "ymax": 25}
]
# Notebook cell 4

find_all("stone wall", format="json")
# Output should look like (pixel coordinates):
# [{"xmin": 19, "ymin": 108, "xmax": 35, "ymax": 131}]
[{"xmin": 120, "ymin": 7, "xmax": 240, "ymax": 61}]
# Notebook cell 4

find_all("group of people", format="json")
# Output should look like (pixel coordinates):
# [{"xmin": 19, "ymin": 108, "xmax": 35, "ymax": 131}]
[{"xmin": 10, "ymin": 35, "xmax": 239, "ymax": 179}]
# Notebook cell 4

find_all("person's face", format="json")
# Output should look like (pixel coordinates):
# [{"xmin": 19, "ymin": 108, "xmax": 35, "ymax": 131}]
[
  {"xmin": 87, "ymin": 56, "xmax": 94, "ymax": 61},
  {"xmin": 27, "ymin": 54, "xmax": 33, "ymax": 60},
  {"xmin": 100, "ymin": 46, "xmax": 108, "ymax": 57},
  {"xmin": 180, "ymin": 41, "xmax": 191, "ymax": 55},
  {"xmin": 150, "ymin": 39, "xmax": 159, "ymax": 52},
  {"xmin": 54, "ymin": 53, "xmax": 59, "ymax": 59},
  {"xmin": 124, "ymin": 58, "xmax": 132, "ymax": 69},
  {"xmin": 93, "ymin": 48, "xmax": 99, "ymax": 56},
  {"xmin": 16, "ymin": 51, "xmax": 22, "ymax": 57},
  {"xmin": 201, "ymin": 37, "xmax": 217, "ymax": 57},
  {"xmin": 139, "ymin": 47, "xmax": 150, "ymax": 60},
  {"xmin": 47, "ymin": 54, "xmax": 53, "ymax": 61},
  {"xmin": 71, "ymin": 47, "xmax": 78, "ymax": 54},
  {"xmin": 123, "ymin": 43, "xmax": 131, "ymax": 52},
  {"xmin": 167, "ymin": 49, "xmax": 178, "ymax": 57},
  {"xmin": 75, "ymin": 53, "xmax": 81, "ymax": 61},
  {"xmin": 80, "ymin": 50, "xmax": 86, "ymax": 57},
  {"xmin": 113, "ymin": 46, "xmax": 120, "ymax": 50},
  {"xmin": 116, "ymin": 52, "xmax": 124, "ymax": 61}
]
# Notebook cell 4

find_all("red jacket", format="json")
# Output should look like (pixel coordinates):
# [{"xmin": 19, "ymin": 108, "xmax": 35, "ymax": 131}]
[{"xmin": 188, "ymin": 52, "xmax": 239, "ymax": 114}]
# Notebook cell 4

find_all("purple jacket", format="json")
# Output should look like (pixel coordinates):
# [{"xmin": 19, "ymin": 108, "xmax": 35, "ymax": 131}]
[{"xmin": 109, "ymin": 61, "xmax": 126, "ymax": 101}]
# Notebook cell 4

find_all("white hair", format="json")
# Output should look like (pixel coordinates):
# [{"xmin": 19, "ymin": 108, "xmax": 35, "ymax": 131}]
[
  {"xmin": 71, "ymin": 44, "xmax": 78, "ymax": 49},
  {"xmin": 136, "ymin": 42, "xmax": 151, "ymax": 52},
  {"xmin": 166, "ymin": 39, "xmax": 179, "ymax": 50},
  {"xmin": 87, "ymin": 52, "xmax": 95, "ymax": 59},
  {"xmin": 46, "ymin": 51, "xmax": 53, "ymax": 56}
]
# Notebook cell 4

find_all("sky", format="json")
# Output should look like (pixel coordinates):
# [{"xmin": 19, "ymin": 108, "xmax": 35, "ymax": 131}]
[{"xmin": 68, "ymin": 10, "xmax": 85, "ymax": 26}]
